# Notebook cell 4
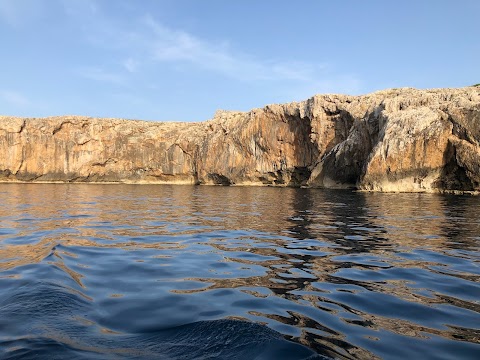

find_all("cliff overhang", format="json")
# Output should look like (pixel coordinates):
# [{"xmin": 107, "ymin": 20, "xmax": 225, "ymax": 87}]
[{"xmin": 1, "ymin": 87, "xmax": 479, "ymax": 193}]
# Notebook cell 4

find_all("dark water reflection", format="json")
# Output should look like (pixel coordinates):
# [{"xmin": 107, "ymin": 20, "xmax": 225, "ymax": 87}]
[{"xmin": 0, "ymin": 184, "xmax": 479, "ymax": 359}]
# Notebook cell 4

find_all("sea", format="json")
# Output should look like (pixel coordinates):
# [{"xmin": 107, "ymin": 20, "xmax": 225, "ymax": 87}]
[{"xmin": 0, "ymin": 184, "xmax": 479, "ymax": 360}]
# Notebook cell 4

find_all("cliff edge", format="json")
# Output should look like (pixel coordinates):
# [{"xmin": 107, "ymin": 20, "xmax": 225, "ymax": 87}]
[{"xmin": 1, "ymin": 87, "xmax": 479, "ymax": 193}]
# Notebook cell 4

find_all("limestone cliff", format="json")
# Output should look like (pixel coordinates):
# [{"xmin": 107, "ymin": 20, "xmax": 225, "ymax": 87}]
[{"xmin": 1, "ymin": 87, "xmax": 479, "ymax": 192}]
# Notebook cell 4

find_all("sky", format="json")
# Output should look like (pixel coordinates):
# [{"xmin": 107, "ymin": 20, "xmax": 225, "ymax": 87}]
[{"xmin": 0, "ymin": 0, "xmax": 478, "ymax": 122}]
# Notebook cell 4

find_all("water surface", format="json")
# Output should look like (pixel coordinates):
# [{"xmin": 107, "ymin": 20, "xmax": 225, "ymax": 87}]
[{"xmin": 0, "ymin": 184, "xmax": 479, "ymax": 359}]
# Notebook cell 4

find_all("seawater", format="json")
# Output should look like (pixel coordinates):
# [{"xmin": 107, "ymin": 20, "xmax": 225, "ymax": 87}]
[{"xmin": 0, "ymin": 184, "xmax": 479, "ymax": 360}]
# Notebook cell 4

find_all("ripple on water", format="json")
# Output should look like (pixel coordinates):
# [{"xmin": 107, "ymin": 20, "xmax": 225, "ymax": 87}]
[{"xmin": 0, "ymin": 184, "xmax": 479, "ymax": 359}]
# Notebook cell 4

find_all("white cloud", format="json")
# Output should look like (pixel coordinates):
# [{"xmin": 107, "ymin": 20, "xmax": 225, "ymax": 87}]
[
  {"xmin": 141, "ymin": 15, "xmax": 323, "ymax": 83},
  {"xmin": 70, "ymin": 10, "xmax": 335, "ymax": 85},
  {"xmin": 61, "ymin": 5, "xmax": 361, "ymax": 97},
  {"xmin": 0, "ymin": 90, "xmax": 30, "ymax": 107}
]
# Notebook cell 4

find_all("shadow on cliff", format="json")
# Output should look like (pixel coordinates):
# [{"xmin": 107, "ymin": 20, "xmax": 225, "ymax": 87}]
[
  {"xmin": 434, "ymin": 141, "xmax": 474, "ymax": 191},
  {"xmin": 281, "ymin": 104, "xmax": 358, "ymax": 187},
  {"xmin": 309, "ymin": 103, "xmax": 388, "ymax": 188},
  {"xmin": 434, "ymin": 108, "xmax": 480, "ymax": 191},
  {"xmin": 284, "ymin": 113, "xmax": 320, "ymax": 187}
]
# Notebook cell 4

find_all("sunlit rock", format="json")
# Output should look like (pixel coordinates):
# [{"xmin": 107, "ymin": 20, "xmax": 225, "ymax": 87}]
[{"xmin": 0, "ymin": 87, "xmax": 479, "ymax": 193}]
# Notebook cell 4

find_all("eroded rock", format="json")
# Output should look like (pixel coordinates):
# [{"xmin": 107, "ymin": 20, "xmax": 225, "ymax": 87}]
[{"xmin": 1, "ymin": 87, "xmax": 479, "ymax": 193}]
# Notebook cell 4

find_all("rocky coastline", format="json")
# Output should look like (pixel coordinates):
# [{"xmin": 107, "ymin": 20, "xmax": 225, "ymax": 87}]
[{"xmin": 1, "ymin": 87, "xmax": 479, "ymax": 193}]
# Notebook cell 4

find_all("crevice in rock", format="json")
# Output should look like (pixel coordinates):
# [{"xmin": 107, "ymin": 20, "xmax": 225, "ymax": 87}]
[
  {"xmin": 207, "ymin": 173, "xmax": 232, "ymax": 185},
  {"xmin": 17, "ymin": 119, "xmax": 27, "ymax": 134},
  {"xmin": 171, "ymin": 143, "xmax": 192, "ymax": 157},
  {"xmin": 92, "ymin": 158, "xmax": 117, "ymax": 167},
  {"xmin": 14, "ymin": 155, "xmax": 25, "ymax": 175},
  {"xmin": 76, "ymin": 138, "xmax": 96, "ymax": 146},
  {"xmin": 287, "ymin": 167, "xmax": 312, "ymax": 187},
  {"xmin": 52, "ymin": 121, "xmax": 73, "ymax": 135},
  {"xmin": 192, "ymin": 145, "xmax": 201, "ymax": 185},
  {"xmin": 434, "ymin": 141, "xmax": 474, "ymax": 191}
]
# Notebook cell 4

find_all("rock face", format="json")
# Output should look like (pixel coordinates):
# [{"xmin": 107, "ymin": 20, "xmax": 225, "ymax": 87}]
[{"xmin": 1, "ymin": 87, "xmax": 479, "ymax": 192}]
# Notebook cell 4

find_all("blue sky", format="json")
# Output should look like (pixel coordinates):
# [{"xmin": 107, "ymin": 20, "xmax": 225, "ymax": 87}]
[{"xmin": 0, "ymin": 0, "xmax": 478, "ymax": 121}]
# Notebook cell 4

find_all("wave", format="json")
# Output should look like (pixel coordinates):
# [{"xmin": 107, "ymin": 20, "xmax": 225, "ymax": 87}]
[{"xmin": 0, "ymin": 319, "xmax": 326, "ymax": 360}]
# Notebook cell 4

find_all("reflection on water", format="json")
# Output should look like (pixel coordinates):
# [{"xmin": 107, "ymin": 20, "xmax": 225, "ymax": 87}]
[{"xmin": 0, "ymin": 184, "xmax": 479, "ymax": 359}]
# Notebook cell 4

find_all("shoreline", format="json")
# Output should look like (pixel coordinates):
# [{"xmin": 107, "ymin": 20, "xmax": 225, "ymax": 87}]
[{"xmin": 1, "ymin": 180, "xmax": 478, "ymax": 195}]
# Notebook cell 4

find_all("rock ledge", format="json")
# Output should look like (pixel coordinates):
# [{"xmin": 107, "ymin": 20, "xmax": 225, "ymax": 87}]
[{"xmin": 1, "ymin": 87, "xmax": 479, "ymax": 193}]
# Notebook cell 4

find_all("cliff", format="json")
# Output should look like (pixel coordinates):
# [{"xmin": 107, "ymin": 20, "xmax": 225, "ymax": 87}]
[{"xmin": 1, "ymin": 87, "xmax": 479, "ymax": 192}]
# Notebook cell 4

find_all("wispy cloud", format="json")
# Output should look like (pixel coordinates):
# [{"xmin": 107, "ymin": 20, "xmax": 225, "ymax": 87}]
[
  {"xmin": 141, "ymin": 15, "xmax": 324, "ymax": 83},
  {"xmin": 56, "ymin": 2, "xmax": 361, "ymax": 96},
  {"xmin": 69, "ymin": 8, "xmax": 340, "ymax": 86},
  {"xmin": 0, "ymin": 90, "xmax": 30, "ymax": 107}
]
